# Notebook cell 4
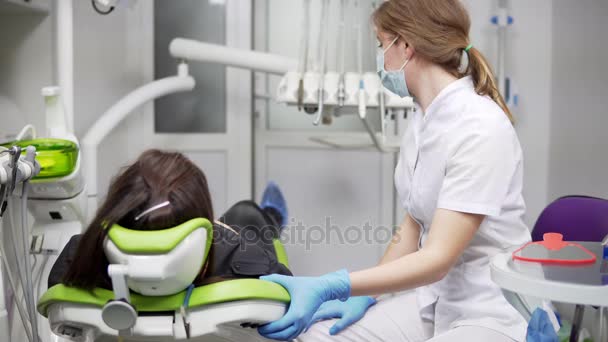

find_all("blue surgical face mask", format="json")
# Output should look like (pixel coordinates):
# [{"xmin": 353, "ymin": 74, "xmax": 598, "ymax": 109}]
[{"xmin": 376, "ymin": 36, "xmax": 410, "ymax": 98}]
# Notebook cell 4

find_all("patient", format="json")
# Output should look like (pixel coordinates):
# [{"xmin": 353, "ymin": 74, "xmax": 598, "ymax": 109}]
[{"xmin": 49, "ymin": 149, "xmax": 292, "ymax": 290}]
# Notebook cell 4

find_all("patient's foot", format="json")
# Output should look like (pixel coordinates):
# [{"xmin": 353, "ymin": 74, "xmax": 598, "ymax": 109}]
[{"xmin": 260, "ymin": 181, "xmax": 288, "ymax": 227}]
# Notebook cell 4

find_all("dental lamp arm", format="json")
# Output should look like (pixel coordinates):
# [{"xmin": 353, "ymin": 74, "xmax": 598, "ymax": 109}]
[
  {"xmin": 82, "ymin": 64, "xmax": 194, "ymax": 222},
  {"xmin": 170, "ymin": 38, "xmax": 298, "ymax": 76}
]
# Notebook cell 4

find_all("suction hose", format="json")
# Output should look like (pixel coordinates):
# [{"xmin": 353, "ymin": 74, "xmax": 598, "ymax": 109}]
[
  {"xmin": 20, "ymin": 181, "xmax": 39, "ymax": 342},
  {"xmin": 0, "ymin": 145, "xmax": 40, "ymax": 342},
  {"xmin": 0, "ymin": 204, "xmax": 34, "ymax": 341},
  {"xmin": 0, "ymin": 241, "xmax": 33, "ymax": 341}
]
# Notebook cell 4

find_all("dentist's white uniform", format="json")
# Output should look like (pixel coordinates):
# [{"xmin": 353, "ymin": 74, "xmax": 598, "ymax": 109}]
[{"xmin": 302, "ymin": 76, "xmax": 531, "ymax": 342}]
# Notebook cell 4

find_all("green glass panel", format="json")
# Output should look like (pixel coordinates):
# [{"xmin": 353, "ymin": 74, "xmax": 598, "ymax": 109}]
[{"xmin": 1, "ymin": 138, "xmax": 78, "ymax": 179}]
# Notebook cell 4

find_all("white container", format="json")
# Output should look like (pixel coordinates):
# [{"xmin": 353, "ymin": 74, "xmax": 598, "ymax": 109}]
[
  {"xmin": 302, "ymin": 72, "xmax": 321, "ymax": 105},
  {"xmin": 344, "ymin": 72, "xmax": 362, "ymax": 106},
  {"xmin": 363, "ymin": 72, "xmax": 381, "ymax": 107},
  {"xmin": 322, "ymin": 72, "xmax": 340, "ymax": 106},
  {"xmin": 42, "ymin": 87, "xmax": 68, "ymax": 139},
  {"xmin": 276, "ymin": 71, "xmax": 301, "ymax": 103}
]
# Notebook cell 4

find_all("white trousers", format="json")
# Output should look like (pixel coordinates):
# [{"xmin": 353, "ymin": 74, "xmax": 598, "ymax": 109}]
[{"xmin": 297, "ymin": 291, "xmax": 517, "ymax": 342}]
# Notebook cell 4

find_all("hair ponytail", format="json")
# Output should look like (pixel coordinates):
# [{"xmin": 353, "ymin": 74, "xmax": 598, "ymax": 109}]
[
  {"xmin": 373, "ymin": 0, "xmax": 513, "ymax": 123},
  {"xmin": 467, "ymin": 47, "xmax": 514, "ymax": 123}
]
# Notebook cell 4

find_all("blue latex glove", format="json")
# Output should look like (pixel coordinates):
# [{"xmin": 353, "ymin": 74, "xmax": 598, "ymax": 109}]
[
  {"xmin": 257, "ymin": 269, "xmax": 351, "ymax": 341},
  {"xmin": 526, "ymin": 308, "xmax": 559, "ymax": 342},
  {"xmin": 307, "ymin": 296, "xmax": 377, "ymax": 335}
]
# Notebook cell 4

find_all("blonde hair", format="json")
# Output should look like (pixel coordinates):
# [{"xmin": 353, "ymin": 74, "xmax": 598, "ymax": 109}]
[{"xmin": 373, "ymin": 0, "xmax": 513, "ymax": 123}]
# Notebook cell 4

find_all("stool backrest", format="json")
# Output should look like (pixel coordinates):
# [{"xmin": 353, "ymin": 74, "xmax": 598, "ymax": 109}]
[{"xmin": 532, "ymin": 196, "xmax": 608, "ymax": 242}]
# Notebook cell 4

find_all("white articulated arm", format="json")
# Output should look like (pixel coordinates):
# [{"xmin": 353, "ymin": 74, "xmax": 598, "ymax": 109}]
[
  {"xmin": 170, "ymin": 38, "xmax": 298, "ymax": 76},
  {"xmin": 82, "ymin": 67, "xmax": 195, "ymax": 222},
  {"xmin": 57, "ymin": 0, "xmax": 75, "ymax": 135}
]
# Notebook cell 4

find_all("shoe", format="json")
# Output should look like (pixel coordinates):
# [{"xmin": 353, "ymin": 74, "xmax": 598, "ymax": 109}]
[{"xmin": 260, "ymin": 181, "xmax": 288, "ymax": 227}]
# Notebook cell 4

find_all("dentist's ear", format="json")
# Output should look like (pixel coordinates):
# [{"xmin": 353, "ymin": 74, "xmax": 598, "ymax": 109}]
[
  {"xmin": 396, "ymin": 38, "xmax": 414, "ymax": 62},
  {"xmin": 403, "ymin": 42, "xmax": 415, "ymax": 61}
]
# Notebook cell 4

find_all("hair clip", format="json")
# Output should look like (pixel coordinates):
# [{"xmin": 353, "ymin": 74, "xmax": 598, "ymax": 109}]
[{"xmin": 135, "ymin": 201, "xmax": 171, "ymax": 221}]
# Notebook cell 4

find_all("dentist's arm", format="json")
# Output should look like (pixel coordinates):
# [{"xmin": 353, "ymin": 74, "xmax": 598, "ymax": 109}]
[
  {"xmin": 303, "ymin": 213, "xmax": 421, "ymax": 336},
  {"xmin": 378, "ymin": 213, "xmax": 422, "ymax": 266},
  {"xmin": 350, "ymin": 208, "xmax": 483, "ymax": 296}
]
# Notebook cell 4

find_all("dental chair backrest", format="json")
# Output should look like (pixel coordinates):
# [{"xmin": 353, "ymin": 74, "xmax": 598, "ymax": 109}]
[
  {"xmin": 532, "ymin": 195, "xmax": 608, "ymax": 242},
  {"xmin": 103, "ymin": 218, "xmax": 213, "ymax": 296}
]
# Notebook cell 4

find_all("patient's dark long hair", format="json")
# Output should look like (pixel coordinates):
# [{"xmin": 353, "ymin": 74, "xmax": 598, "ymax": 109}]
[{"xmin": 63, "ymin": 149, "xmax": 214, "ymax": 289}]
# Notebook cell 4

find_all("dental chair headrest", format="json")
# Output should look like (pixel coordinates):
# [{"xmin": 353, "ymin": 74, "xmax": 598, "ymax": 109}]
[{"xmin": 103, "ymin": 218, "xmax": 213, "ymax": 296}]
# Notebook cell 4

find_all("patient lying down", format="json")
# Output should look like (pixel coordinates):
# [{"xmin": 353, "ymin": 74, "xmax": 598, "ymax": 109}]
[{"xmin": 49, "ymin": 149, "xmax": 292, "ymax": 291}]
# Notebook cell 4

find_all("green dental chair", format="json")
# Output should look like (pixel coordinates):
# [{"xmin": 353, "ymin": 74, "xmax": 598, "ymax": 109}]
[{"xmin": 37, "ymin": 218, "xmax": 291, "ymax": 342}]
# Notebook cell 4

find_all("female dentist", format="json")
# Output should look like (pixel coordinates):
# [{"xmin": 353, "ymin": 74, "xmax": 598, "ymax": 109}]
[{"xmin": 258, "ymin": 0, "xmax": 531, "ymax": 341}]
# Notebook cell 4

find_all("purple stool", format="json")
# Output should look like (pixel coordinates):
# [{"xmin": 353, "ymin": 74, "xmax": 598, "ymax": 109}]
[
  {"xmin": 532, "ymin": 195, "xmax": 608, "ymax": 242},
  {"xmin": 531, "ymin": 195, "xmax": 608, "ymax": 342}
]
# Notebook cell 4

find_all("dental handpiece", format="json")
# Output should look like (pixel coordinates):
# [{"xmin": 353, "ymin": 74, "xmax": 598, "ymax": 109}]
[
  {"xmin": 0, "ymin": 145, "xmax": 40, "ymax": 190},
  {"xmin": 9, "ymin": 146, "xmax": 21, "ymax": 194},
  {"xmin": 21, "ymin": 146, "xmax": 41, "ymax": 182},
  {"xmin": 337, "ymin": 76, "xmax": 346, "ymax": 107}
]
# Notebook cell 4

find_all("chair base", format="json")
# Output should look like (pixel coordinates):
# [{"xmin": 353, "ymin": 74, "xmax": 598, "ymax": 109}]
[{"xmin": 47, "ymin": 299, "xmax": 287, "ymax": 341}]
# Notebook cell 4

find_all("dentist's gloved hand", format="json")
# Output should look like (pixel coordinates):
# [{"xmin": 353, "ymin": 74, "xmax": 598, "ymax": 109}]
[
  {"xmin": 526, "ymin": 308, "xmax": 559, "ymax": 342},
  {"xmin": 257, "ymin": 269, "xmax": 351, "ymax": 341},
  {"xmin": 306, "ymin": 296, "xmax": 377, "ymax": 335}
]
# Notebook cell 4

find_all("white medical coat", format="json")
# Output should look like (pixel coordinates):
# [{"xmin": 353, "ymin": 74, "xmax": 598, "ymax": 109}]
[{"xmin": 394, "ymin": 76, "xmax": 531, "ymax": 341}]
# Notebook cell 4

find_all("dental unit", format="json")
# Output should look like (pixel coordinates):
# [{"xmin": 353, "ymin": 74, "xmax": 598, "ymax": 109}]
[{"xmin": 274, "ymin": 0, "xmax": 414, "ymax": 152}]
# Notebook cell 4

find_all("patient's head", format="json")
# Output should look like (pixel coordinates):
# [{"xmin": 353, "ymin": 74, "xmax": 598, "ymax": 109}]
[
  {"xmin": 99, "ymin": 149, "xmax": 214, "ymax": 230},
  {"xmin": 63, "ymin": 149, "xmax": 214, "ymax": 289}
]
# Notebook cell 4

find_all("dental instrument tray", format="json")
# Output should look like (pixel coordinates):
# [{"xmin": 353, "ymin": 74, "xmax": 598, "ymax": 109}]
[
  {"xmin": 1, "ymin": 138, "xmax": 78, "ymax": 179},
  {"xmin": 512, "ymin": 233, "xmax": 597, "ymax": 265}
]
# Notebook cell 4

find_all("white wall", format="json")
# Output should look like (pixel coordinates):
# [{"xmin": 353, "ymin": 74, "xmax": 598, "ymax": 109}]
[
  {"xmin": 0, "ymin": 11, "xmax": 53, "ymax": 140},
  {"xmin": 548, "ymin": 0, "xmax": 608, "ymax": 201},
  {"xmin": 547, "ymin": 2, "xmax": 607, "ymax": 331},
  {"xmin": 73, "ymin": 1, "xmax": 146, "ymax": 201},
  {"xmin": 266, "ymin": 149, "xmax": 395, "ymax": 275},
  {"xmin": 463, "ymin": 0, "xmax": 553, "ymax": 228}
]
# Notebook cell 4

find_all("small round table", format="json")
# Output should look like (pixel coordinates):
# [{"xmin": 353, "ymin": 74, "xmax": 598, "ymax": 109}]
[{"xmin": 490, "ymin": 242, "xmax": 608, "ymax": 342}]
